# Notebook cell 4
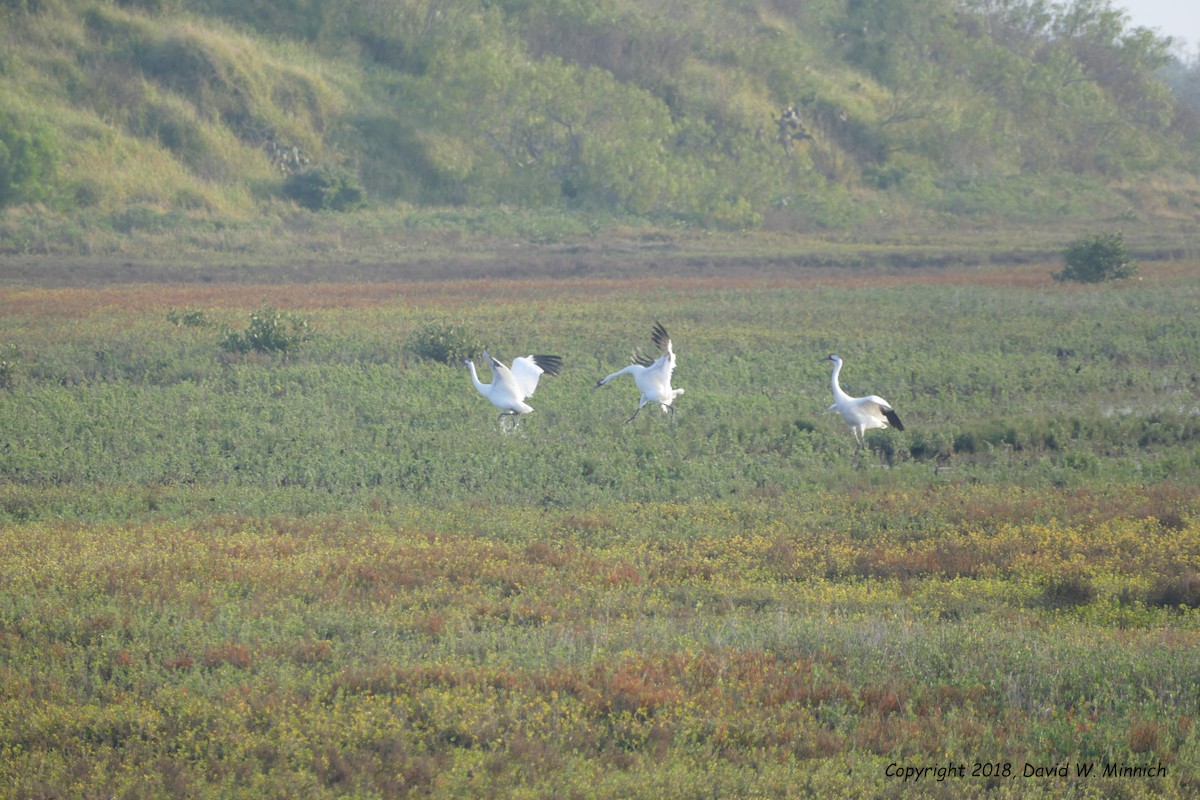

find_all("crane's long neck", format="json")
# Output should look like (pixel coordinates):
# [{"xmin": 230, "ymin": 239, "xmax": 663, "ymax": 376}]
[
  {"xmin": 599, "ymin": 363, "xmax": 642, "ymax": 386},
  {"xmin": 830, "ymin": 359, "xmax": 850, "ymax": 401},
  {"xmin": 467, "ymin": 361, "xmax": 490, "ymax": 397}
]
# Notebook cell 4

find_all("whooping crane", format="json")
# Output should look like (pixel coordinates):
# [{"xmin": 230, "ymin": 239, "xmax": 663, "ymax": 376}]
[
  {"xmin": 823, "ymin": 354, "xmax": 904, "ymax": 450},
  {"xmin": 465, "ymin": 350, "xmax": 562, "ymax": 426},
  {"xmin": 595, "ymin": 322, "xmax": 685, "ymax": 423}
]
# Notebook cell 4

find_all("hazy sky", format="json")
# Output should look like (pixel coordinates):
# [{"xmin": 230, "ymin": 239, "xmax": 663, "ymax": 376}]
[{"xmin": 1118, "ymin": 0, "xmax": 1199, "ymax": 53}]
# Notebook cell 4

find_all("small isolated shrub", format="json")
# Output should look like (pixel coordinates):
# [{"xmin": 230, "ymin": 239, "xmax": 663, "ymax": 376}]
[
  {"xmin": 167, "ymin": 307, "xmax": 213, "ymax": 327},
  {"xmin": 283, "ymin": 166, "xmax": 365, "ymax": 211},
  {"xmin": 405, "ymin": 322, "xmax": 482, "ymax": 365},
  {"xmin": 1054, "ymin": 231, "xmax": 1137, "ymax": 283},
  {"xmin": 220, "ymin": 305, "xmax": 311, "ymax": 354}
]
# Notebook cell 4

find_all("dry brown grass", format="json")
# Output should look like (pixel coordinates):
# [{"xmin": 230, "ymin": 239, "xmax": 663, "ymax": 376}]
[{"xmin": 4, "ymin": 258, "xmax": 1195, "ymax": 319}]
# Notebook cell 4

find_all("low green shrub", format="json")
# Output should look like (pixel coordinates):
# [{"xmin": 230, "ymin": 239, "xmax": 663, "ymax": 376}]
[
  {"xmin": 1055, "ymin": 231, "xmax": 1137, "ymax": 283},
  {"xmin": 283, "ymin": 166, "xmax": 365, "ymax": 212},
  {"xmin": 219, "ymin": 305, "xmax": 311, "ymax": 354},
  {"xmin": 404, "ymin": 321, "xmax": 482, "ymax": 365}
]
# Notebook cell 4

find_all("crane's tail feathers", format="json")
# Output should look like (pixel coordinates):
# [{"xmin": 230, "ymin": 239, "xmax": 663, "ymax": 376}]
[
  {"xmin": 883, "ymin": 408, "xmax": 905, "ymax": 431},
  {"xmin": 531, "ymin": 354, "xmax": 563, "ymax": 376}
]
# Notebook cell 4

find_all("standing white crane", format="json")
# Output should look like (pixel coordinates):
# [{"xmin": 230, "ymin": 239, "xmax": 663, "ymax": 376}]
[
  {"xmin": 823, "ymin": 354, "xmax": 904, "ymax": 451},
  {"xmin": 465, "ymin": 350, "xmax": 562, "ymax": 427},
  {"xmin": 596, "ymin": 322, "xmax": 685, "ymax": 422}
]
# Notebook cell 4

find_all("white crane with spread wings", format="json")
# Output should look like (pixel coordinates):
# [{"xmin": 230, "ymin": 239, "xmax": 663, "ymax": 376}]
[
  {"xmin": 465, "ymin": 350, "xmax": 562, "ymax": 427},
  {"xmin": 596, "ymin": 322, "xmax": 685, "ymax": 423}
]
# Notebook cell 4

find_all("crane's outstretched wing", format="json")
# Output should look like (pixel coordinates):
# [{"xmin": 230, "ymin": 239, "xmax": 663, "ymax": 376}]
[
  {"xmin": 510, "ymin": 354, "xmax": 562, "ymax": 399},
  {"xmin": 632, "ymin": 322, "xmax": 675, "ymax": 375},
  {"xmin": 484, "ymin": 351, "xmax": 522, "ymax": 404},
  {"xmin": 650, "ymin": 321, "xmax": 671, "ymax": 354}
]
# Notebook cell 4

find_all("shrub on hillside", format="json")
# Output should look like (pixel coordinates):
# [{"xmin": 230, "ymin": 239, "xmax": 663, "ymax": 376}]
[
  {"xmin": 283, "ymin": 166, "xmax": 365, "ymax": 211},
  {"xmin": 1054, "ymin": 231, "xmax": 1137, "ymax": 283},
  {"xmin": 0, "ymin": 110, "xmax": 56, "ymax": 209}
]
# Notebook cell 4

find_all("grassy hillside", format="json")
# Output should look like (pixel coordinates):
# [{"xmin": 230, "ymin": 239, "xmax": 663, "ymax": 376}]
[{"xmin": 2, "ymin": 0, "xmax": 1200, "ymax": 256}]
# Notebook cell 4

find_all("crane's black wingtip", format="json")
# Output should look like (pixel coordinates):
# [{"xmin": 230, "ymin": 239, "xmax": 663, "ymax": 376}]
[
  {"xmin": 631, "ymin": 350, "xmax": 655, "ymax": 367},
  {"xmin": 650, "ymin": 321, "xmax": 670, "ymax": 350},
  {"xmin": 884, "ymin": 407, "xmax": 905, "ymax": 431},
  {"xmin": 532, "ymin": 354, "xmax": 563, "ymax": 376}
]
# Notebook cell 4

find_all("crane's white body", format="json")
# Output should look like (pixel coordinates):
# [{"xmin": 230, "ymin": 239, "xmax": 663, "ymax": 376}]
[
  {"xmin": 597, "ymin": 322, "xmax": 684, "ymax": 422},
  {"xmin": 824, "ymin": 354, "xmax": 904, "ymax": 448},
  {"xmin": 465, "ymin": 351, "xmax": 561, "ymax": 423}
]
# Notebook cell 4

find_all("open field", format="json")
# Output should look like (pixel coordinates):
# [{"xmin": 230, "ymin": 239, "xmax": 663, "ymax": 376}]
[{"xmin": 1, "ymin": 252, "xmax": 1199, "ymax": 798}]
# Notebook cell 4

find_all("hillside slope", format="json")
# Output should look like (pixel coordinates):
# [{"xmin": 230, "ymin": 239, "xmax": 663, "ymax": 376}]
[{"xmin": 1, "ymin": 0, "xmax": 1199, "ymax": 250}]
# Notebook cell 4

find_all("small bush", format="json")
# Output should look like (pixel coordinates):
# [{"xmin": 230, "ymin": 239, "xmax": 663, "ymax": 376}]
[
  {"xmin": 167, "ymin": 308, "xmax": 213, "ymax": 327},
  {"xmin": 405, "ymin": 322, "xmax": 482, "ymax": 365},
  {"xmin": 110, "ymin": 205, "xmax": 175, "ymax": 234},
  {"xmin": 0, "ymin": 110, "xmax": 56, "ymax": 209},
  {"xmin": 220, "ymin": 305, "xmax": 311, "ymax": 354},
  {"xmin": 1054, "ymin": 231, "xmax": 1137, "ymax": 283},
  {"xmin": 283, "ymin": 166, "xmax": 365, "ymax": 212}
]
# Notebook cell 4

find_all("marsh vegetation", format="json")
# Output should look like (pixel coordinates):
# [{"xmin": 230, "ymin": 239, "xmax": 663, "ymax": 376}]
[{"xmin": 1, "ymin": 254, "xmax": 1198, "ymax": 797}]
